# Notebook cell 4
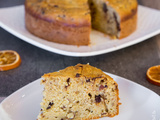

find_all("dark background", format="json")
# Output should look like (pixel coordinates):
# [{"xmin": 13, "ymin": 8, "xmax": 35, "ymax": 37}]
[{"xmin": 0, "ymin": 0, "xmax": 160, "ymax": 96}]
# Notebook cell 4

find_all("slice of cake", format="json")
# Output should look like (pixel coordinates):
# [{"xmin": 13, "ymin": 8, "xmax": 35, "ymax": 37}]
[{"xmin": 37, "ymin": 64, "xmax": 120, "ymax": 120}]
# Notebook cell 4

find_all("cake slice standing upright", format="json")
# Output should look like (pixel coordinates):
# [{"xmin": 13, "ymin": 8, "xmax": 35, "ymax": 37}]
[{"xmin": 38, "ymin": 64, "xmax": 120, "ymax": 120}]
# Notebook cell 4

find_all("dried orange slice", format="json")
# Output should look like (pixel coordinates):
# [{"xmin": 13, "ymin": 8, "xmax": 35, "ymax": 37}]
[
  {"xmin": 0, "ymin": 50, "xmax": 21, "ymax": 71},
  {"xmin": 146, "ymin": 65, "xmax": 160, "ymax": 86}
]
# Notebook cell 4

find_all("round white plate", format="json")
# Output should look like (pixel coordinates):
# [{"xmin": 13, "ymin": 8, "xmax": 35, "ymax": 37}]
[
  {"xmin": 0, "ymin": 72, "xmax": 160, "ymax": 120},
  {"xmin": 0, "ymin": 6, "xmax": 160, "ymax": 57}
]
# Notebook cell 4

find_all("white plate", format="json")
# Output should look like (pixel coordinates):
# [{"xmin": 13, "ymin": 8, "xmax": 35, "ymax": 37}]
[
  {"xmin": 0, "ymin": 72, "xmax": 160, "ymax": 120},
  {"xmin": 0, "ymin": 5, "xmax": 160, "ymax": 57}
]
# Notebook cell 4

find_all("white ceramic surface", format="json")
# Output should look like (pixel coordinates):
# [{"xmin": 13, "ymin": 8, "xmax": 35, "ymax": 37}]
[
  {"xmin": 0, "ymin": 6, "xmax": 160, "ymax": 57},
  {"xmin": 0, "ymin": 72, "xmax": 160, "ymax": 120}
]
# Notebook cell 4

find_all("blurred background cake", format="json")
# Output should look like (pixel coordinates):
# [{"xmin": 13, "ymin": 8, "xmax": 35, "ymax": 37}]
[{"xmin": 25, "ymin": 0, "xmax": 137, "ymax": 45}]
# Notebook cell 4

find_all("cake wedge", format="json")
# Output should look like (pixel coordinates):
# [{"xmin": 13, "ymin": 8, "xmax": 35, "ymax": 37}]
[{"xmin": 38, "ymin": 64, "xmax": 120, "ymax": 120}]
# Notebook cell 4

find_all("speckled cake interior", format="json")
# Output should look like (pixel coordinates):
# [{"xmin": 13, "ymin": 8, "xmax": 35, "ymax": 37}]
[
  {"xmin": 38, "ymin": 64, "xmax": 119, "ymax": 120},
  {"xmin": 89, "ymin": 0, "xmax": 121, "ymax": 38}
]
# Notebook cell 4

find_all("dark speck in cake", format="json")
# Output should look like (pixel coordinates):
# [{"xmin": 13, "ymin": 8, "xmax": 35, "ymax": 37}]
[
  {"xmin": 54, "ymin": 5, "xmax": 59, "ymax": 8},
  {"xmin": 86, "ymin": 79, "xmax": 90, "ymax": 82},
  {"xmin": 88, "ymin": 93, "xmax": 92, "ymax": 98},
  {"xmin": 101, "ymin": 113, "xmax": 107, "ymax": 115},
  {"xmin": 67, "ymin": 78, "xmax": 70, "ymax": 86},
  {"xmin": 49, "ymin": 102, "xmax": 54, "ymax": 106},
  {"xmin": 42, "ymin": 79, "xmax": 46, "ymax": 83},
  {"xmin": 41, "ymin": 113, "xmax": 45, "ymax": 118},
  {"xmin": 115, "ymin": 85, "xmax": 118, "ymax": 90},
  {"xmin": 101, "ymin": 79, "xmax": 104, "ymax": 82},
  {"xmin": 65, "ymin": 85, "xmax": 68, "ymax": 88},
  {"xmin": 61, "ymin": 105, "xmax": 66, "ymax": 110},
  {"xmin": 95, "ymin": 95, "xmax": 101, "ymax": 103},
  {"xmin": 85, "ymin": 109, "xmax": 91, "ymax": 112},
  {"xmin": 103, "ymin": 3, "xmax": 108, "ymax": 13},
  {"xmin": 99, "ymin": 85, "xmax": 105, "ymax": 90},
  {"xmin": 90, "ymin": 2, "xmax": 94, "ymax": 7},
  {"xmin": 113, "ymin": 12, "xmax": 121, "ymax": 31},
  {"xmin": 46, "ymin": 101, "xmax": 54, "ymax": 110},
  {"xmin": 76, "ymin": 73, "xmax": 81, "ymax": 77},
  {"xmin": 92, "ymin": 76, "xmax": 102, "ymax": 81},
  {"xmin": 46, "ymin": 106, "xmax": 51, "ymax": 110}
]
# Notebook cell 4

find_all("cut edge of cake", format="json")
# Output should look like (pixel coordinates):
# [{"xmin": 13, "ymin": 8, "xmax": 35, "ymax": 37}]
[
  {"xmin": 37, "ymin": 64, "xmax": 120, "ymax": 120},
  {"xmin": 89, "ymin": 0, "xmax": 137, "ymax": 39}
]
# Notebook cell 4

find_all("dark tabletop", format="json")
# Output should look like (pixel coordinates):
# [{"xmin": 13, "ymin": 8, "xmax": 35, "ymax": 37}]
[{"xmin": 0, "ymin": 0, "xmax": 160, "ymax": 97}]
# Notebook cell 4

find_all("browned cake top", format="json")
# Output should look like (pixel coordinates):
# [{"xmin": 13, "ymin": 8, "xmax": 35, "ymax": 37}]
[
  {"xmin": 42, "ymin": 64, "xmax": 115, "ymax": 83},
  {"xmin": 106, "ymin": 0, "xmax": 138, "ymax": 21},
  {"xmin": 25, "ymin": 0, "xmax": 137, "ymax": 26},
  {"xmin": 25, "ymin": 0, "xmax": 91, "ymax": 26}
]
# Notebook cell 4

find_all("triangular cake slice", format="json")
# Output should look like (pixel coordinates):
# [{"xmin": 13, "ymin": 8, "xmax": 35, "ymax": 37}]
[{"xmin": 38, "ymin": 64, "xmax": 120, "ymax": 120}]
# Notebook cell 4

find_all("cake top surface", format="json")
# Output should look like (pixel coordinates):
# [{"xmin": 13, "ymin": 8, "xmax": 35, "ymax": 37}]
[
  {"xmin": 42, "ymin": 64, "xmax": 113, "ymax": 81},
  {"xmin": 106, "ymin": 0, "xmax": 138, "ymax": 20},
  {"xmin": 25, "ymin": 0, "xmax": 137, "ymax": 25},
  {"xmin": 25, "ymin": 0, "xmax": 91, "ymax": 26}
]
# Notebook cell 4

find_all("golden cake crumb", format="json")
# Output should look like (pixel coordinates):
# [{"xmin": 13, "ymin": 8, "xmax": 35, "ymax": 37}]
[{"xmin": 38, "ymin": 64, "xmax": 120, "ymax": 120}]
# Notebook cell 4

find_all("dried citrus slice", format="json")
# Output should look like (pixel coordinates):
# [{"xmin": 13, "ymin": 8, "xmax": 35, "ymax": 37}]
[
  {"xmin": 146, "ymin": 65, "xmax": 160, "ymax": 86},
  {"xmin": 0, "ymin": 50, "xmax": 21, "ymax": 71}
]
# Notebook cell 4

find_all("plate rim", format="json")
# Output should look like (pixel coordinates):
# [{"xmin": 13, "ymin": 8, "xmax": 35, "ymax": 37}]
[{"xmin": 0, "ymin": 5, "xmax": 160, "ymax": 57}]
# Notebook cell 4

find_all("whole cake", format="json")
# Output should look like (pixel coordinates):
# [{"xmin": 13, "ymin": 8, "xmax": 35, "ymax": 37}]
[
  {"xmin": 37, "ymin": 64, "xmax": 120, "ymax": 120},
  {"xmin": 25, "ymin": 0, "xmax": 137, "ymax": 45}
]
